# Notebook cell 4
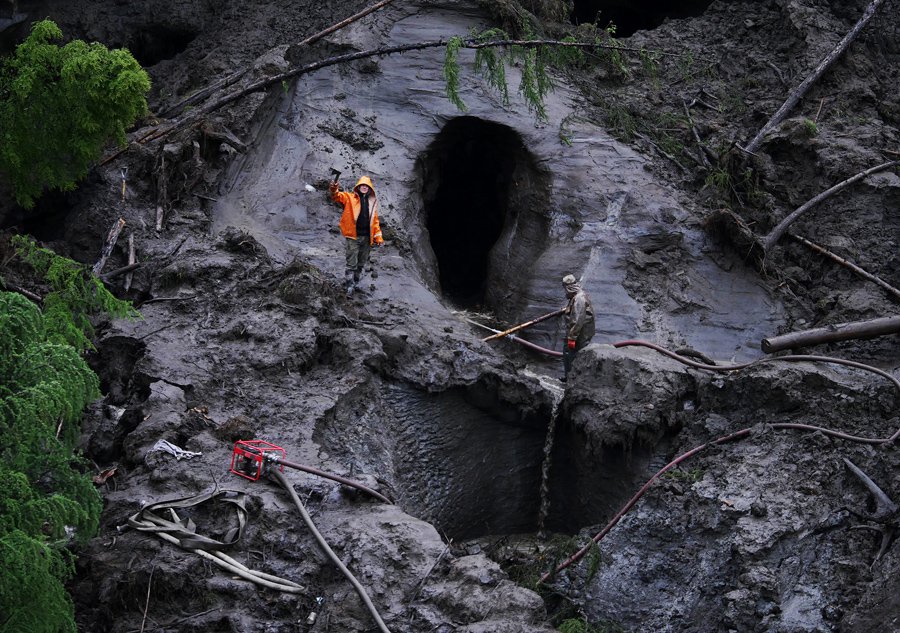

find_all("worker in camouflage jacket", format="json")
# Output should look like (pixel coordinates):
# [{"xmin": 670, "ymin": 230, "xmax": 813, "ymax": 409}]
[
  {"xmin": 329, "ymin": 175, "xmax": 384, "ymax": 296},
  {"xmin": 561, "ymin": 274, "xmax": 595, "ymax": 382}
]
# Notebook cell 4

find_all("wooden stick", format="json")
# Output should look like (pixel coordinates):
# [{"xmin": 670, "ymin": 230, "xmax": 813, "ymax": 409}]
[
  {"xmin": 633, "ymin": 132, "xmax": 689, "ymax": 172},
  {"xmin": 92, "ymin": 218, "xmax": 126, "ymax": 276},
  {"xmin": 125, "ymin": 233, "xmax": 135, "ymax": 292},
  {"xmin": 140, "ymin": 567, "xmax": 155, "ymax": 633},
  {"xmin": 101, "ymin": 262, "xmax": 143, "ymax": 280},
  {"xmin": 682, "ymin": 97, "xmax": 712, "ymax": 169},
  {"xmin": 762, "ymin": 160, "xmax": 898, "ymax": 252},
  {"xmin": 761, "ymin": 315, "xmax": 900, "ymax": 353},
  {"xmin": 465, "ymin": 318, "xmax": 562, "ymax": 357},
  {"xmin": 4, "ymin": 284, "xmax": 42, "ymax": 303},
  {"xmin": 481, "ymin": 308, "xmax": 566, "ymax": 342},
  {"xmin": 813, "ymin": 97, "xmax": 826, "ymax": 123},
  {"xmin": 744, "ymin": 0, "xmax": 889, "ymax": 155},
  {"xmin": 788, "ymin": 233, "xmax": 900, "ymax": 302}
]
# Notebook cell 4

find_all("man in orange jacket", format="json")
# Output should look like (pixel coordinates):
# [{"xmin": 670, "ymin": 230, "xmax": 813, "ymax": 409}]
[{"xmin": 329, "ymin": 175, "xmax": 384, "ymax": 296}]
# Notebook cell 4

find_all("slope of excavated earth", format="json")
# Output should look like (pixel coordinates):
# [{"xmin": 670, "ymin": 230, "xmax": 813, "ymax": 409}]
[{"xmin": 2, "ymin": 0, "xmax": 899, "ymax": 632}]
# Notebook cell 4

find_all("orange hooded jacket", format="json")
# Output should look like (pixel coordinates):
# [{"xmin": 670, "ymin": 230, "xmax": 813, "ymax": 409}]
[{"xmin": 329, "ymin": 175, "xmax": 384, "ymax": 245}]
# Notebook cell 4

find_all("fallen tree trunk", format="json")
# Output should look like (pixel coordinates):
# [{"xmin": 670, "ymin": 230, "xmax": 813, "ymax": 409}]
[
  {"xmin": 124, "ymin": 232, "xmax": 136, "ymax": 291},
  {"xmin": 761, "ymin": 315, "xmax": 900, "ymax": 353},
  {"xmin": 109, "ymin": 37, "xmax": 703, "ymax": 158},
  {"xmin": 743, "ymin": 0, "xmax": 889, "ymax": 155}
]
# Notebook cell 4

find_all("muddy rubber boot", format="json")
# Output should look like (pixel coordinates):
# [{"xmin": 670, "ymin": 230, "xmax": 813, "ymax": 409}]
[
  {"xmin": 353, "ymin": 270, "xmax": 362, "ymax": 293},
  {"xmin": 344, "ymin": 272, "xmax": 355, "ymax": 296}
]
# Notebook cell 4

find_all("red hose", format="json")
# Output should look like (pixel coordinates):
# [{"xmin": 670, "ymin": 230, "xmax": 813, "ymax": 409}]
[{"xmin": 539, "ymin": 339, "xmax": 900, "ymax": 583}]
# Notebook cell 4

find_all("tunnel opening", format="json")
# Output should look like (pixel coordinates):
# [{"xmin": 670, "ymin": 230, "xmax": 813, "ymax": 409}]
[
  {"xmin": 419, "ymin": 117, "xmax": 550, "ymax": 311},
  {"xmin": 127, "ymin": 25, "xmax": 197, "ymax": 67},
  {"xmin": 571, "ymin": 0, "xmax": 714, "ymax": 36}
]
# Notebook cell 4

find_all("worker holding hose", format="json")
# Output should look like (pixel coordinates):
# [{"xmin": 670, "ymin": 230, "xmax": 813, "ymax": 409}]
[{"xmin": 561, "ymin": 274, "xmax": 595, "ymax": 382}]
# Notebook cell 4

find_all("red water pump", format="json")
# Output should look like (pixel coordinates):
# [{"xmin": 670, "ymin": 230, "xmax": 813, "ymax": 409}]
[{"xmin": 229, "ymin": 440, "xmax": 285, "ymax": 481}]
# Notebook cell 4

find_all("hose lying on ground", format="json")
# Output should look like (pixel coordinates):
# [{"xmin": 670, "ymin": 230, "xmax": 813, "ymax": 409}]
[
  {"xmin": 129, "ymin": 507, "xmax": 304, "ymax": 593},
  {"xmin": 271, "ymin": 467, "xmax": 392, "ymax": 633},
  {"xmin": 538, "ymin": 339, "xmax": 900, "ymax": 584}
]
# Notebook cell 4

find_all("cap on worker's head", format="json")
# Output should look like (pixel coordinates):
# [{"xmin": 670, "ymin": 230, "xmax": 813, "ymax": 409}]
[{"xmin": 562, "ymin": 274, "xmax": 576, "ymax": 285}]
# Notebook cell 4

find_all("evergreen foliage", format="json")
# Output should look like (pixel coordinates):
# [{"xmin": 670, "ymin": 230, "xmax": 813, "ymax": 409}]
[
  {"xmin": 0, "ymin": 19, "xmax": 151, "ymax": 207},
  {"xmin": 443, "ymin": 28, "xmax": 586, "ymax": 120},
  {"xmin": 12, "ymin": 235, "xmax": 140, "ymax": 350},
  {"xmin": 0, "ymin": 240, "xmax": 138, "ymax": 632},
  {"xmin": 443, "ymin": 36, "xmax": 466, "ymax": 111},
  {"xmin": 0, "ymin": 291, "xmax": 102, "ymax": 633}
]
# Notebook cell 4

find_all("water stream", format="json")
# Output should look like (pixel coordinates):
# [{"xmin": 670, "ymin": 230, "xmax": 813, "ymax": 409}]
[{"xmin": 527, "ymin": 370, "xmax": 565, "ymax": 538}]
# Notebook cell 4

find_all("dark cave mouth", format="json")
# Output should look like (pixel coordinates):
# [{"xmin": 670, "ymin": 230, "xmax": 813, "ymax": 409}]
[
  {"xmin": 420, "ymin": 116, "xmax": 546, "ymax": 309},
  {"xmin": 128, "ymin": 25, "xmax": 198, "ymax": 67},
  {"xmin": 572, "ymin": 0, "xmax": 714, "ymax": 36}
]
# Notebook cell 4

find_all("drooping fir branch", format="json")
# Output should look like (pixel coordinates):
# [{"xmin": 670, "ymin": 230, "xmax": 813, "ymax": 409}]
[
  {"xmin": 11, "ymin": 235, "xmax": 140, "ymax": 350},
  {"xmin": 107, "ymin": 34, "xmax": 702, "ymax": 159}
]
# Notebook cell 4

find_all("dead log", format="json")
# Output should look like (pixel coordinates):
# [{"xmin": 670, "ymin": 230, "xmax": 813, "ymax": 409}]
[
  {"xmin": 788, "ymin": 233, "xmax": 900, "ymax": 303},
  {"xmin": 761, "ymin": 160, "xmax": 899, "ymax": 252},
  {"xmin": 200, "ymin": 122, "xmax": 247, "ymax": 153},
  {"xmin": 105, "ymin": 38, "xmax": 709, "ymax": 161},
  {"xmin": 92, "ymin": 218, "xmax": 126, "ymax": 276},
  {"xmin": 743, "ymin": 0, "xmax": 889, "ymax": 155},
  {"xmin": 760, "ymin": 315, "xmax": 900, "ymax": 354}
]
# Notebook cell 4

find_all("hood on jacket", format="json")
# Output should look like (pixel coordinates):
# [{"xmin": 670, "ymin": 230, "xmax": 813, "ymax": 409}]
[
  {"xmin": 353, "ymin": 175, "xmax": 376, "ymax": 196},
  {"xmin": 562, "ymin": 273, "xmax": 581, "ymax": 298}
]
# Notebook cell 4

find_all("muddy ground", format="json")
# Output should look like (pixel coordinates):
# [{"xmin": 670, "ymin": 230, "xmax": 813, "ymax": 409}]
[{"xmin": 2, "ymin": 0, "xmax": 899, "ymax": 631}]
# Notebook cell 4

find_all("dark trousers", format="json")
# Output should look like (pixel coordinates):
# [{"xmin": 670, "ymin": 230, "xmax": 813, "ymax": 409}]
[
  {"xmin": 562, "ymin": 336, "xmax": 590, "ymax": 378},
  {"xmin": 344, "ymin": 237, "xmax": 371, "ymax": 283}
]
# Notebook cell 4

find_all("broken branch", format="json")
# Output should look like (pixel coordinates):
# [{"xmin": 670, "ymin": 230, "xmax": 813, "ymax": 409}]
[
  {"xmin": 744, "ymin": 0, "xmax": 889, "ymax": 155},
  {"xmin": 682, "ymin": 97, "xmax": 712, "ymax": 169},
  {"xmin": 788, "ymin": 233, "xmax": 900, "ymax": 303},
  {"xmin": 92, "ymin": 217, "xmax": 126, "ymax": 276},
  {"xmin": 102, "ymin": 261, "xmax": 143, "ymax": 280},
  {"xmin": 762, "ymin": 160, "xmax": 898, "ymax": 253}
]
